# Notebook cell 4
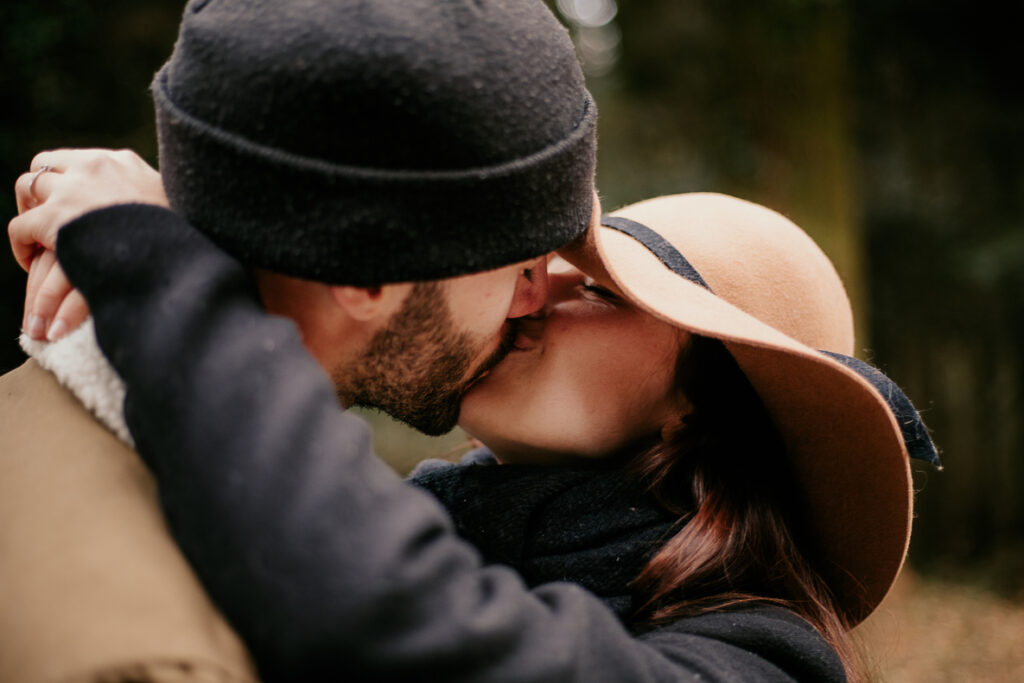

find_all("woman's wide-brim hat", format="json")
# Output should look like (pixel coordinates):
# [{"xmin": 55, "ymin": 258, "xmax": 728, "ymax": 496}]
[{"xmin": 561, "ymin": 192, "xmax": 940, "ymax": 627}]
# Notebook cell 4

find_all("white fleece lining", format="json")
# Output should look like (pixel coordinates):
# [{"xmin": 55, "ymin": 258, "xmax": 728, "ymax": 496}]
[{"xmin": 19, "ymin": 318, "xmax": 134, "ymax": 448}]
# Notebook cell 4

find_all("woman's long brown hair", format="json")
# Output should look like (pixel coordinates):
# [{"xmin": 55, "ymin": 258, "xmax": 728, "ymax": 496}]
[{"xmin": 628, "ymin": 335, "xmax": 864, "ymax": 682}]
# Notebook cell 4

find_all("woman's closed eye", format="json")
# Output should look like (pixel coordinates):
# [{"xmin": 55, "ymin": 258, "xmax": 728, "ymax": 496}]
[{"xmin": 579, "ymin": 279, "xmax": 620, "ymax": 304}]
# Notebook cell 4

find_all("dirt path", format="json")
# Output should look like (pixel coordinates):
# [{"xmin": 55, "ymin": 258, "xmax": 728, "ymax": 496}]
[{"xmin": 855, "ymin": 570, "xmax": 1024, "ymax": 682}]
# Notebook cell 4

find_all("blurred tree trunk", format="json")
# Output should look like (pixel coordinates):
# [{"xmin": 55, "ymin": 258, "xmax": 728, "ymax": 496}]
[
  {"xmin": 748, "ymin": 8, "xmax": 869, "ymax": 350},
  {"xmin": 597, "ymin": 0, "xmax": 868, "ymax": 348},
  {"xmin": 855, "ymin": 0, "xmax": 1024, "ymax": 588}
]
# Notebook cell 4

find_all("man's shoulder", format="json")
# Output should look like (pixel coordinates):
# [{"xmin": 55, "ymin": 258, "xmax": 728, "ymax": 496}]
[
  {"xmin": 1, "ymin": 356, "xmax": 58, "ymax": 393},
  {"xmin": 0, "ymin": 358, "xmax": 259, "ymax": 683},
  {"xmin": 1, "ymin": 357, "xmax": 131, "ymax": 460}
]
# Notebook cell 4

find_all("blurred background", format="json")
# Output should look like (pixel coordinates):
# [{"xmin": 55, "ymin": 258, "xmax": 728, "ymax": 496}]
[{"xmin": 1, "ymin": 1, "xmax": 1021, "ymax": 679}]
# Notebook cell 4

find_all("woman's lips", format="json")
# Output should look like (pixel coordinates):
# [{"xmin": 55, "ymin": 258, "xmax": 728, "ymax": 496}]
[
  {"xmin": 465, "ymin": 368, "xmax": 491, "ymax": 391},
  {"xmin": 511, "ymin": 318, "xmax": 544, "ymax": 352},
  {"xmin": 512, "ymin": 330, "xmax": 535, "ymax": 351},
  {"xmin": 465, "ymin": 321, "xmax": 543, "ymax": 394}
]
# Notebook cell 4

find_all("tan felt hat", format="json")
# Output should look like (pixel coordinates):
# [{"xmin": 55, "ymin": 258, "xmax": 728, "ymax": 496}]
[{"xmin": 561, "ymin": 192, "xmax": 940, "ymax": 626}]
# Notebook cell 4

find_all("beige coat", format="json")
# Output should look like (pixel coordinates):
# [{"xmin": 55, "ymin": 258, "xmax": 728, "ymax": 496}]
[{"xmin": 0, "ymin": 360, "xmax": 257, "ymax": 683}]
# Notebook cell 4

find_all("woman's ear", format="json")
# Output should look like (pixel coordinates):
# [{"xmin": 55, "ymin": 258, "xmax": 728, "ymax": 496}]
[
  {"xmin": 329, "ymin": 283, "xmax": 414, "ymax": 323},
  {"xmin": 659, "ymin": 406, "xmax": 689, "ymax": 445}
]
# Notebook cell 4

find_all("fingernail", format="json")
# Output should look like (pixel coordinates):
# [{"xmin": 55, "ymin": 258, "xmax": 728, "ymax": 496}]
[
  {"xmin": 25, "ymin": 314, "xmax": 46, "ymax": 340},
  {"xmin": 46, "ymin": 319, "xmax": 68, "ymax": 342}
]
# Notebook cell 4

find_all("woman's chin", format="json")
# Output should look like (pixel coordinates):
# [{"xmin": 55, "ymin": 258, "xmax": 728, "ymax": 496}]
[
  {"xmin": 453, "ymin": 425, "xmax": 599, "ymax": 466},
  {"xmin": 456, "ymin": 395, "xmax": 492, "ymax": 443},
  {"xmin": 458, "ymin": 360, "xmax": 522, "ymax": 431},
  {"xmin": 455, "ymin": 422, "xmax": 532, "ymax": 464}
]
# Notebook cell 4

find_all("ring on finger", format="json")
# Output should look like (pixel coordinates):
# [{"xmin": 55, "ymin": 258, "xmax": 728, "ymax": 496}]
[{"xmin": 28, "ymin": 164, "xmax": 55, "ymax": 202}]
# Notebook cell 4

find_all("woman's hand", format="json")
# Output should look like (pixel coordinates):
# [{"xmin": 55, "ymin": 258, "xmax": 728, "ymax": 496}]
[{"xmin": 9, "ymin": 149, "xmax": 168, "ymax": 340}]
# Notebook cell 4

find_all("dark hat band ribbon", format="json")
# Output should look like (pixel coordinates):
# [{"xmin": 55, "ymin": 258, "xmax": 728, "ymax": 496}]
[
  {"xmin": 600, "ymin": 215, "xmax": 941, "ymax": 467},
  {"xmin": 600, "ymin": 216, "xmax": 712, "ymax": 291}
]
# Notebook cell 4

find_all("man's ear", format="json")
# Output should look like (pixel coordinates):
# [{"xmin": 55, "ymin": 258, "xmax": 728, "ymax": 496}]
[{"xmin": 329, "ymin": 283, "xmax": 413, "ymax": 323}]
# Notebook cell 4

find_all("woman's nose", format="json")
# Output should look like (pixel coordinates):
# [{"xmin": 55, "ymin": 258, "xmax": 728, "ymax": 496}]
[
  {"xmin": 505, "ymin": 256, "xmax": 550, "ymax": 319},
  {"xmin": 543, "ymin": 267, "xmax": 584, "ymax": 311}
]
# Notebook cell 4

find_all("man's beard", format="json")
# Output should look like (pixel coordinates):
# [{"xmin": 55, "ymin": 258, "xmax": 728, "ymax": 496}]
[{"xmin": 339, "ymin": 281, "xmax": 518, "ymax": 436}]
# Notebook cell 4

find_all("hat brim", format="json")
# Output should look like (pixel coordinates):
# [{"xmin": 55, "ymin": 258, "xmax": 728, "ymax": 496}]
[{"xmin": 562, "ymin": 225, "xmax": 915, "ymax": 626}]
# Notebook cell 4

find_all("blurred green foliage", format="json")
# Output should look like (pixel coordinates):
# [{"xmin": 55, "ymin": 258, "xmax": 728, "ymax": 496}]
[{"xmin": 2, "ymin": 0, "xmax": 1021, "ymax": 591}]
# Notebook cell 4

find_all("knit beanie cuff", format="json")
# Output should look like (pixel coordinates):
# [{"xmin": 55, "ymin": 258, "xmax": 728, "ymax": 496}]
[{"xmin": 154, "ymin": 67, "xmax": 597, "ymax": 285}]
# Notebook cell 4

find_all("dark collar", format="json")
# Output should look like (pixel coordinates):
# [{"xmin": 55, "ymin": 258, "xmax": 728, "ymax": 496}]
[{"xmin": 408, "ymin": 450, "xmax": 679, "ymax": 623}]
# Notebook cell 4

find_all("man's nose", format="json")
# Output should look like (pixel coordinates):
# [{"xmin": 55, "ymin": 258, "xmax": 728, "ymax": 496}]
[{"xmin": 506, "ymin": 256, "xmax": 550, "ymax": 319}]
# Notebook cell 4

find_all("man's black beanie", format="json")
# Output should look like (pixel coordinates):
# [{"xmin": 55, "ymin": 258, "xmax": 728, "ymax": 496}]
[{"xmin": 152, "ymin": 0, "xmax": 597, "ymax": 286}]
